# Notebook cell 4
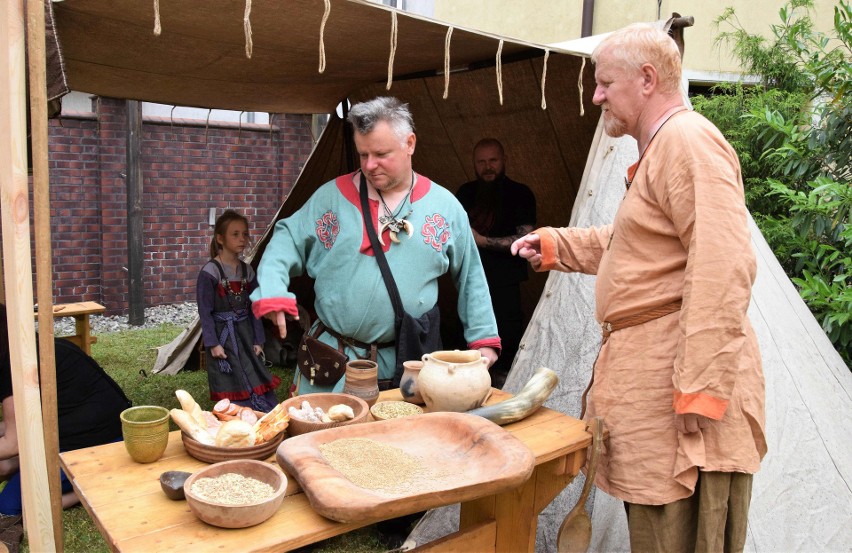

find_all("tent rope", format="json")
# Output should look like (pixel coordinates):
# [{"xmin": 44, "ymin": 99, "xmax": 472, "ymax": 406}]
[
  {"xmin": 578, "ymin": 57, "xmax": 586, "ymax": 116},
  {"xmin": 205, "ymin": 109, "xmax": 212, "ymax": 145},
  {"xmin": 386, "ymin": 10, "xmax": 398, "ymax": 90},
  {"xmin": 496, "ymin": 39, "xmax": 504, "ymax": 105},
  {"xmin": 244, "ymin": 0, "xmax": 253, "ymax": 59},
  {"xmin": 442, "ymin": 27, "xmax": 453, "ymax": 99},
  {"xmin": 540, "ymin": 49, "xmax": 550, "ymax": 109},
  {"xmin": 318, "ymin": 0, "xmax": 331, "ymax": 73},
  {"xmin": 170, "ymin": 105, "xmax": 176, "ymax": 129},
  {"xmin": 153, "ymin": 0, "xmax": 162, "ymax": 35}
]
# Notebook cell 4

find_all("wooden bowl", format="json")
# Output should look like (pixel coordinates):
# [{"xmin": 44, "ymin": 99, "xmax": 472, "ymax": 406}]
[
  {"xmin": 181, "ymin": 430, "xmax": 285, "ymax": 464},
  {"xmin": 183, "ymin": 459, "xmax": 287, "ymax": 528},
  {"xmin": 370, "ymin": 400, "xmax": 424, "ymax": 421},
  {"xmin": 281, "ymin": 393, "xmax": 369, "ymax": 436}
]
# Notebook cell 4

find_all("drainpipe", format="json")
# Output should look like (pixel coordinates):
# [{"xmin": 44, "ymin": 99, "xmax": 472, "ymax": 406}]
[{"xmin": 581, "ymin": 0, "xmax": 595, "ymax": 37}]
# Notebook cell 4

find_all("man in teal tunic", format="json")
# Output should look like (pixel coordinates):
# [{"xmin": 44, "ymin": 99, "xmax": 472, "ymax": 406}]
[{"xmin": 251, "ymin": 96, "xmax": 500, "ymax": 394}]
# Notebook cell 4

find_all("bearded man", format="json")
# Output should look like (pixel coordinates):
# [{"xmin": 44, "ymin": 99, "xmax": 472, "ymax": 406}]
[
  {"xmin": 456, "ymin": 138, "xmax": 536, "ymax": 388},
  {"xmin": 512, "ymin": 24, "xmax": 766, "ymax": 553}
]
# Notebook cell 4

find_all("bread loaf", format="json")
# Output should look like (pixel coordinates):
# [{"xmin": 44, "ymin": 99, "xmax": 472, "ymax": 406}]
[
  {"xmin": 215, "ymin": 419, "xmax": 256, "ymax": 448},
  {"xmin": 175, "ymin": 389, "xmax": 206, "ymax": 427},
  {"xmin": 170, "ymin": 408, "xmax": 215, "ymax": 445}
]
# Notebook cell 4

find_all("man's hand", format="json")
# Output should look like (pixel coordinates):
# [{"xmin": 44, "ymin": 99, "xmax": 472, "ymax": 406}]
[
  {"xmin": 479, "ymin": 347, "xmax": 499, "ymax": 369},
  {"xmin": 210, "ymin": 345, "xmax": 227, "ymax": 359},
  {"xmin": 674, "ymin": 413, "xmax": 712, "ymax": 434},
  {"xmin": 264, "ymin": 310, "xmax": 298, "ymax": 340},
  {"xmin": 511, "ymin": 233, "xmax": 542, "ymax": 265}
]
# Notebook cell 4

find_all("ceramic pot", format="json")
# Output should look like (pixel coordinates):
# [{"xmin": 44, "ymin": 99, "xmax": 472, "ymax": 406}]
[
  {"xmin": 120, "ymin": 405, "xmax": 170, "ymax": 463},
  {"xmin": 342, "ymin": 360, "xmax": 380, "ymax": 407},
  {"xmin": 399, "ymin": 360, "xmax": 424, "ymax": 405},
  {"xmin": 418, "ymin": 350, "xmax": 491, "ymax": 412}
]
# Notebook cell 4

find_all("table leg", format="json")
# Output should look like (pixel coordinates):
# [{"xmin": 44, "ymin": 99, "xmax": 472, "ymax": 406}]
[
  {"xmin": 74, "ymin": 314, "xmax": 92, "ymax": 355},
  {"xmin": 458, "ymin": 455, "xmax": 580, "ymax": 553}
]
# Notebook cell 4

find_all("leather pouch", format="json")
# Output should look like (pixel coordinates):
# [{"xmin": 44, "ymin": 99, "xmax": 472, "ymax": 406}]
[{"xmin": 297, "ymin": 329, "xmax": 348, "ymax": 387}]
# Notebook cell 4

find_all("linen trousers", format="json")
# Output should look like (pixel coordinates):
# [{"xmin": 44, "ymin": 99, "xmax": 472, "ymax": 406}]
[{"xmin": 625, "ymin": 471, "xmax": 753, "ymax": 553}]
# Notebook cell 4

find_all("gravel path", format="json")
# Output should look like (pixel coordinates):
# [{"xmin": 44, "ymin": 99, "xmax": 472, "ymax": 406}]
[{"xmin": 48, "ymin": 302, "xmax": 199, "ymax": 335}]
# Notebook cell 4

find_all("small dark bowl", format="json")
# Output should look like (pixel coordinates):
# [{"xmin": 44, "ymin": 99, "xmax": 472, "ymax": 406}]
[{"xmin": 160, "ymin": 470, "xmax": 192, "ymax": 500}]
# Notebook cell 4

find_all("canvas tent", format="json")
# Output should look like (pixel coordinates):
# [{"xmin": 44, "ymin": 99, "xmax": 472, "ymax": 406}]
[{"xmin": 3, "ymin": 0, "xmax": 849, "ymax": 551}]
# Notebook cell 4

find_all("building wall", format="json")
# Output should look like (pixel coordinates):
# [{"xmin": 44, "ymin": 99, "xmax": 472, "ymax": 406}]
[
  {"xmin": 42, "ymin": 97, "xmax": 314, "ymax": 314},
  {"xmin": 432, "ymin": 0, "xmax": 838, "ymax": 80}
]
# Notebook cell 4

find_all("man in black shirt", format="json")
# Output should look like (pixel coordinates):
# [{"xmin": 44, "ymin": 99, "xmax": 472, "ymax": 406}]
[
  {"xmin": 0, "ymin": 304, "xmax": 131, "ymax": 516},
  {"xmin": 456, "ymin": 139, "xmax": 537, "ymax": 388}
]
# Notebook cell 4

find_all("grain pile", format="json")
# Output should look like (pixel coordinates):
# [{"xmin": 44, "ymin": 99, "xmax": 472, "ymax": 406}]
[
  {"xmin": 190, "ymin": 473, "xmax": 274, "ymax": 504},
  {"xmin": 320, "ymin": 438, "xmax": 435, "ymax": 494}
]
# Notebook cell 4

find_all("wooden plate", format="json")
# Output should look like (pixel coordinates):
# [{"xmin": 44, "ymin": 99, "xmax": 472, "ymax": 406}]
[
  {"xmin": 181, "ymin": 431, "xmax": 285, "ymax": 463},
  {"xmin": 275, "ymin": 412, "xmax": 535, "ymax": 523}
]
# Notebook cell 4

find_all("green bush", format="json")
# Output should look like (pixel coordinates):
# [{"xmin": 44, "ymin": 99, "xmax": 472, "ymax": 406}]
[{"xmin": 695, "ymin": 0, "xmax": 851, "ymax": 364}]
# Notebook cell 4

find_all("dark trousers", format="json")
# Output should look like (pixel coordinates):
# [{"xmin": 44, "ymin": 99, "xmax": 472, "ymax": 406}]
[{"xmin": 488, "ymin": 282, "xmax": 523, "ymax": 386}]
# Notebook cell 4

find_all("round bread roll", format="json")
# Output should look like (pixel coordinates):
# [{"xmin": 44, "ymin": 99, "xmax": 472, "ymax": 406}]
[{"xmin": 214, "ymin": 419, "xmax": 256, "ymax": 448}]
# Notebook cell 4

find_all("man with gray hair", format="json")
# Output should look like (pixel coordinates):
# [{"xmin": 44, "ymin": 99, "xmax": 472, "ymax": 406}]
[
  {"xmin": 512, "ymin": 24, "xmax": 766, "ymax": 552},
  {"xmin": 252, "ymin": 96, "xmax": 500, "ymax": 396}
]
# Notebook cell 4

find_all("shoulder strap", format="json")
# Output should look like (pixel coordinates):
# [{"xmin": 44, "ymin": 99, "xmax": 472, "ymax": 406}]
[
  {"xmin": 210, "ymin": 259, "xmax": 227, "ymax": 280},
  {"xmin": 359, "ymin": 174, "xmax": 405, "ymax": 321}
]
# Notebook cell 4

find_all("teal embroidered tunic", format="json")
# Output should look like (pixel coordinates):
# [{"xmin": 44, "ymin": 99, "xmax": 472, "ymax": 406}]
[{"xmin": 251, "ymin": 172, "xmax": 500, "ymax": 394}]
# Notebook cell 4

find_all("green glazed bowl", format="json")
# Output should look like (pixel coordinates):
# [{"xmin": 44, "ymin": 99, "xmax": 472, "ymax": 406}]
[{"xmin": 120, "ymin": 406, "xmax": 170, "ymax": 463}]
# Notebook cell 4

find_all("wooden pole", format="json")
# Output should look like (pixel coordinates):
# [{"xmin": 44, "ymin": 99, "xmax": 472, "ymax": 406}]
[
  {"xmin": 126, "ymin": 100, "xmax": 144, "ymax": 325},
  {"xmin": 26, "ymin": 0, "xmax": 64, "ymax": 547},
  {"xmin": 0, "ymin": 0, "xmax": 57, "ymax": 550}
]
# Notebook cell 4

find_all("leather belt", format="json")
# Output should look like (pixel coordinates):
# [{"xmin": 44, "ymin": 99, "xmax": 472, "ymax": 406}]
[
  {"xmin": 316, "ymin": 321, "xmax": 395, "ymax": 352},
  {"xmin": 600, "ymin": 300, "xmax": 682, "ymax": 344}
]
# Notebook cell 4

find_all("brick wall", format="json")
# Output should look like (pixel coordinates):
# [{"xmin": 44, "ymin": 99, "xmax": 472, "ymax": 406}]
[{"xmin": 41, "ymin": 97, "xmax": 314, "ymax": 315}]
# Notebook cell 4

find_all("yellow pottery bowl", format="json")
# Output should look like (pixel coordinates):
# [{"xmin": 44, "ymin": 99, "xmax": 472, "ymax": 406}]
[{"xmin": 120, "ymin": 405, "xmax": 170, "ymax": 463}]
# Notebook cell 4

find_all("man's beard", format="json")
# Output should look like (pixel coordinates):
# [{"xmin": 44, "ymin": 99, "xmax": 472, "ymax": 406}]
[
  {"xmin": 476, "ymin": 169, "xmax": 506, "ymax": 185},
  {"xmin": 603, "ymin": 111, "xmax": 627, "ymax": 138}
]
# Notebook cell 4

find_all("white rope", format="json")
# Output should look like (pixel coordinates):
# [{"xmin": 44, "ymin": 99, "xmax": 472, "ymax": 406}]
[
  {"xmin": 496, "ymin": 39, "xmax": 504, "ymax": 105},
  {"xmin": 442, "ymin": 27, "xmax": 454, "ymax": 99},
  {"xmin": 540, "ymin": 49, "xmax": 550, "ymax": 110},
  {"xmin": 578, "ymin": 57, "xmax": 586, "ymax": 116},
  {"xmin": 386, "ymin": 10, "xmax": 398, "ymax": 90},
  {"xmin": 318, "ymin": 0, "xmax": 331, "ymax": 73},
  {"xmin": 244, "ymin": 0, "xmax": 253, "ymax": 59},
  {"xmin": 153, "ymin": 0, "xmax": 161, "ymax": 35}
]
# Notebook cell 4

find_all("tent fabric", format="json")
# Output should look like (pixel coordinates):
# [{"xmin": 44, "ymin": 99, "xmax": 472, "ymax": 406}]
[
  {"xmin": 51, "ymin": 0, "xmax": 554, "ymax": 114},
  {"xmin": 48, "ymin": 2, "xmax": 852, "ymax": 550}
]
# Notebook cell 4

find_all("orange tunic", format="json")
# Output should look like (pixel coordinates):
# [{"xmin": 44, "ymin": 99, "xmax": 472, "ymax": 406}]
[{"xmin": 535, "ymin": 111, "xmax": 766, "ymax": 505}]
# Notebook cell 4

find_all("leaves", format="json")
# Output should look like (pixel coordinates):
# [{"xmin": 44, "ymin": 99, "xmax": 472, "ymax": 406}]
[{"xmin": 698, "ymin": 0, "xmax": 851, "ymax": 365}]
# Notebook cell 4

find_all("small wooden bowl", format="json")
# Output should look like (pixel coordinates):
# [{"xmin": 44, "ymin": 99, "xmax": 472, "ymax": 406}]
[
  {"xmin": 181, "ymin": 430, "xmax": 285, "ymax": 464},
  {"xmin": 281, "ymin": 393, "xmax": 369, "ymax": 436},
  {"xmin": 184, "ymin": 459, "xmax": 287, "ymax": 528},
  {"xmin": 370, "ymin": 400, "xmax": 424, "ymax": 421}
]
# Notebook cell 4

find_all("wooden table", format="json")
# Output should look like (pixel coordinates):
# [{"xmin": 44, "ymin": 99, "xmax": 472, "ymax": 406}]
[
  {"xmin": 60, "ymin": 389, "xmax": 591, "ymax": 553},
  {"xmin": 35, "ymin": 301, "xmax": 105, "ymax": 355}
]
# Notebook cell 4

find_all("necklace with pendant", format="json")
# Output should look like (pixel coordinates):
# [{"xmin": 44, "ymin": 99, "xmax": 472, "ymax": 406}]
[{"xmin": 375, "ymin": 172, "xmax": 415, "ymax": 245}]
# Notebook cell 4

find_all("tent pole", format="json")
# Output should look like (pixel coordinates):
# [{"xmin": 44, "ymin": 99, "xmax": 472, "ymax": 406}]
[
  {"xmin": 126, "ymin": 100, "xmax": 144, "ymax": 325},
  {"xmin": 26, "ymin": 0, "xmax": 64, "ymax": 547},
  {"xmin": 0, "ymin": 0, "xmax": 57, "ymax": 550}
]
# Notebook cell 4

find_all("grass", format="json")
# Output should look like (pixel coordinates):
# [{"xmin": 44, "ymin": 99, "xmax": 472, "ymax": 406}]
[{"xmin": 20, "ymin": 324, "xmax": 398, "ymax": 553}]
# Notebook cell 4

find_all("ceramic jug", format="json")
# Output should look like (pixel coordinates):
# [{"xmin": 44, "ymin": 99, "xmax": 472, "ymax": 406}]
[
  {"xmin": 417, "ymin": 350, "xmax": 491, "ymax": 412},
  {"xmin": 342, "ymin": 359, "xmax": 380, "ymax": 407},
  {"xmin": 399, "ymin": 360, "xmax": 424, "ymax": 405}
]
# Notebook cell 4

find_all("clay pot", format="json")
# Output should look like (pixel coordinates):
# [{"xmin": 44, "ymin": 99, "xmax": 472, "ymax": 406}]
[
  {"xmin": 418, "ymin": 350, "xmax": 491, "ymax": 412},
  {"xmin": 120, "ymin": 405, "xmax": 170, "ymax": 463},
  {"xmin": 400, "ymin": 360, "xmax": 424, "ymax": 405},
  {"xmin": 342, "ymin": 360, "xmax": 380, "ymax": 407}
]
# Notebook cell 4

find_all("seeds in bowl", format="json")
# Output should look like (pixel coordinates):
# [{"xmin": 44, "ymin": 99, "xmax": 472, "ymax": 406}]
[
  {"xmin": 190, "ymin": 472, "xmax": 274, "ymax": 504},
  {"xmin": 371, "ymin": 401, "xmax": 422, "ymax": 420}
]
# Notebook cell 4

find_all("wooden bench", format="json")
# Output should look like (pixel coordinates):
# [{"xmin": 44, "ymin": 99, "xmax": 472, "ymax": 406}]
[{"xmin": 34, "ymin": 301, "xmax": 106, "ymax": 356}]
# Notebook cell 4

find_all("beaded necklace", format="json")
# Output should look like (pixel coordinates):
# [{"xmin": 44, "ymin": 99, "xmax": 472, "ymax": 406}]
[{"xmin": 213, "ymin": 258, "xmax": 248, "ymax": 309}]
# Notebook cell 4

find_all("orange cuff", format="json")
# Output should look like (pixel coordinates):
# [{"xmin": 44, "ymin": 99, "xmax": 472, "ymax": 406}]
[
  {"xmin": 673, "ymin": 391, "xmax": 729, "ymax": 420},
  {"xmin": 536, "ymin": 227, "xmax": 557, "ymax": 271}
]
